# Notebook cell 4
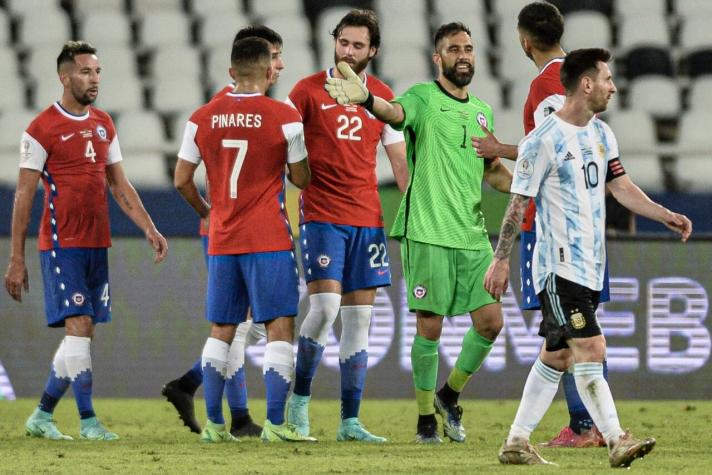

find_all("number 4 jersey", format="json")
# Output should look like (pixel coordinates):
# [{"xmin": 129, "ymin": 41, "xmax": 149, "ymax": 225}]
[
  {"xmin": 20, "ymin": 102, "xmax": 123, "ymax": 251},
  {"xmin": 287, "ymin": 69, "xmax": 403, "ymax": 228},
  {"xmin": 178, "ymin": 92, "xmax": 307, "ymax": 255}
]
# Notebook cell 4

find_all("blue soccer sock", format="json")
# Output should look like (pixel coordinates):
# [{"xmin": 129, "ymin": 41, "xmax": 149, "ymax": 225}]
[
  {"xmin": 64, "ymin": 336, "xmax": 95, "ymax": 419},
  {"xmin": 339, "ymin": 305, "xmax": 371, "ymax": 420},
  {"xmin": 225, "ymin": 330, "xmax": 248, "ymax": 421},
  {"xmin": 564, "ymin": 359, "xmax": 609, "ymax": 433},
  {"xmin": 176, "ymin": 358, "xmax": 203, "ymax": 395},
  {"xmin": 293, "ymin": 293, "xmax": 340, "ymax": 396},
  {"xmin": 39, "ymin": 339, "xmax": 71, "ymax": 413},
  {"xmin": 202, "ymin": 337, "xmax": 230, "ymax": 425},
  {"xmin": 263, "ymin": 341, "xmax": 294, "ymax": 425}
]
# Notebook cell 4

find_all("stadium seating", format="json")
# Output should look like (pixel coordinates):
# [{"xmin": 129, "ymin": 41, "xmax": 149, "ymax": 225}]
[
  {"xmin": 561, "ymin": 11, "xmax": 612, "ymax": 50},
  {"xmin": 675, "ymin": 111, "xmax": 712, "ymax": 192}
]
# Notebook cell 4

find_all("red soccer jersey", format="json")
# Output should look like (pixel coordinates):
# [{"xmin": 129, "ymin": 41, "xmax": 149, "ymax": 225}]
[
  {"xmin": 521, "ymin": 58, "xmax": 566, "ymax": 231},
  {"xmin": 178, "ymin": 92, "xmax": 307, "ymax": 255},
  {"xmin": 20, "ymin": 103, "xmax": 122, "ymax": 250},
  {"xmin": 288, "ymin": 69, "xmax": 402, "ymax": 227}
]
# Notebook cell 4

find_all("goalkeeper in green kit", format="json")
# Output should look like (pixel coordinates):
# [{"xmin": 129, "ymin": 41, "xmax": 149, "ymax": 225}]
[{"xmin": 326, "ymin": 22, "xmax": 512, "ymax": 443}]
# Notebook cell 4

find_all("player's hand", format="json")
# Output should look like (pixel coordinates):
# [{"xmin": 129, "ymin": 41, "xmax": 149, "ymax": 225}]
[
  {"xmin": 484, "ymin": 258, "xmax": 509, "ymax": 301},
  {"xmin": 325, "ymin": 61, "xmax": 370, "ymax": 105},
  {"xmin": 471, "ymin": 125, "xmax": 501, "ymax": 160},
  {"xmin": 5, "ymin": 259, "xmax": 29, "ymax": 302},
  {"xmin": 146, "ymin": 229, "xmax": 168, "ymax": 263},
  {"xmin": 662, "ymin": 211, "xmax": 692, "ymax": 242}
]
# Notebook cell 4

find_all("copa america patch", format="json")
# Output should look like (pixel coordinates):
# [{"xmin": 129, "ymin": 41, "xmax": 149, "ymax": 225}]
[
  {"xmin": 96, "ymin": 124, "xmax": 107, "ymax": 140},
  {"xmin": 413, "ymin": 284, "xmax": 427, "ymax": 299},
  {"xmin": 20, "ymin": 140, "xmax": 32, "ymax": 161},
  {"xmin": 517, "ymin": 158, "xmax": 534, "ymax": 179},
  {"xmin": 71, "ymin": 292, "xmax": 85, "ymax": 306},
  {"xmin": 476, "ymin": 111, "xmax": 488, "ymax": 128},
  {"xmin": 317, "ymin": 254, "xmax": 331, "ymax": 268}
]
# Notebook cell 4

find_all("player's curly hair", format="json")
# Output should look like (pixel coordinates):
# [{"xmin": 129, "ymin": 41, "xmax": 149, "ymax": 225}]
[
  {"xmin": 560, "ymin": 48, "xmax": 612, "ymax": 92},
  {"xmin": 57, "ymin": 40, "xmax": 97, "ymax": 72},
  {"xmin": 433, "ymin": 22, "xmax": 472, "ymax": 49},
  {"xmin": 331, "ymin": 9, "xmax": 381, "ymax": 50},
  {"xmin": 517, "ymin": 2, "xmax": 564, "ymax": 50}
]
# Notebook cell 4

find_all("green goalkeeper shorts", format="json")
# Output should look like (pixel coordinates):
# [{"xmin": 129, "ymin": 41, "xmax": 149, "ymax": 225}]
[{"xmin": 400, "ymin": 238, "xmax": 497, "ymax": 316}]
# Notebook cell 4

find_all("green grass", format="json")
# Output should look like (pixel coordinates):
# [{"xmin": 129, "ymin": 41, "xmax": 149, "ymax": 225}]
[{"xmin": 1, "ymin": 399, "xmax": 710, "ymax": 474}]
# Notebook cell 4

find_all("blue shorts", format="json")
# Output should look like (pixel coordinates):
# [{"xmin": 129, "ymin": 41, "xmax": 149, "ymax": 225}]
[
  {"xmin": 519, "ymin": 230, "xmax": 610, "ymax": 311},
  {"xmin": 40, "ymin": 248, "xmax": 111, "ymax": 328},
  {"xmin": 206, "ymin": 250, "xmax": 299, "ymax": 325},
  {"xmin": 300, "ymin": 221, "xmax": 391, "ymax": 293}
]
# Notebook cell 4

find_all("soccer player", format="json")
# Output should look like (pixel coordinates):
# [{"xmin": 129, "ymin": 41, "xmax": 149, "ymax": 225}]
[
  {"xmin": 471, "ymin": 2, "xmax": 609, "ymax": 448},
  {"xmin": 284, "ymin": 9, "xmax": 407, "ymax": 443},
  {"xmin": 4, "ymin": 41, "xmax": 168, "ymax": 440},
  {"xmin": 161, "ymin": 25, "xmax": 284, "ymax": 438},
  {"xmin": 485, "ymin": 48, "xmax": 691, "ymax": 467},
  {"xmin": 175, "ymin": 36, "xmax": 313, "ymax": 443},
  {"xmin": 326, "ymin": 22, "xmax": 513, "ymax": 443}
]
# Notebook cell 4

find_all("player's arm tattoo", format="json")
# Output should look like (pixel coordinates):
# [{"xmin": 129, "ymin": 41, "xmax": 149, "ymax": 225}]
[
  {"xmin": 117, "ymin": 190, "xmax": 133, "ymax": 211},
  {"xmin": 493, "ymin": 194, "xmax": 529, "ymax": 260}
]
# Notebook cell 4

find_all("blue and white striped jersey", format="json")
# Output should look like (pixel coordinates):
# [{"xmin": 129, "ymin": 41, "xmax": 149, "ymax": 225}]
[{"xmin": 511, "ymin": 113, "xmax": 620, "ymax": 293}]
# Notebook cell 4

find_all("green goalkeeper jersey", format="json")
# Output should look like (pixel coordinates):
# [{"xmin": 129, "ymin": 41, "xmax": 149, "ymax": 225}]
[{"xmin": 390, "ymin": 81, "xmax": 495, "ymax": 250}]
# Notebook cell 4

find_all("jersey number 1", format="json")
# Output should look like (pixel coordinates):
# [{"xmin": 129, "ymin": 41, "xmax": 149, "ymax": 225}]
[{"xmin": 222, "ymin": 139, "xmax": 248, "ymax": 199}]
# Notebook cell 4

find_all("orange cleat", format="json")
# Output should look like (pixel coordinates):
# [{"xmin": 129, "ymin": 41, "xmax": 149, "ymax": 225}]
[{"xmin": 538, "ymin": 425, "xmax": 606, "ymax": 448}]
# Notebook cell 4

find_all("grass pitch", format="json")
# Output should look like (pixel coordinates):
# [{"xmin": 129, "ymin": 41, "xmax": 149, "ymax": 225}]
[{"xmin": 0, "ymin": 399, "xmax": 710, "ymax": 474}]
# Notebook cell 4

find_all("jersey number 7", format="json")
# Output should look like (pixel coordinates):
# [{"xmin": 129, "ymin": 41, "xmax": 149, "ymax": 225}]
[{"xmin": 222, "ymin": 139, "xmax": 248, "ymax": 199}]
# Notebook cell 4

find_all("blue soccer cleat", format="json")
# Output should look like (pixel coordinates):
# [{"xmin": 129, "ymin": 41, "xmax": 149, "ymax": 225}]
[
  {"xmin": 286, "ymin": 394, "xmax": 311, "ymax": 437},
  {"xmin": 337, "ymin": 418, "xmax": 387, "ymax": 443},
  {"xmin": 25, "ymin": 408, "xmax": 73, "ymax": 440}
]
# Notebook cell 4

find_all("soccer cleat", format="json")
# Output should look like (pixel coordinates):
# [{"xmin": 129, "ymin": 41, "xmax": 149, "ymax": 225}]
[
  {"xmin": 230, "ymin": 415, "xmax": 262, "ymax": 438},
  {"xmin": 25, "ymin": 408, "xmax": 73, "ymax": 440},
  {"xmin": 608, "ymin": 431, "xmax": 656, "ymax": 468},
  {"xmin": 200, "ymin": 421, "xmax": 238, "ymax": 443},
  {"xmin": 336, "ymin": 418, "xmax": 387, "ymax": 443},
  {"xmin": 498, "ymin": 438, "xmax": 556, "ymax": 465},
  {"xmin": 260, "ymin": 420, "xmax": 317, "ymax": 442},
  {"xmin": 161, "ymin": 379, "xmax": 201, "ymax": 434},
  {"xmin": 415, "ymin": 420, "xmax": 443, "ymax": 444},
  {"xmin": 433, "ymin": 394, "xmax": 466, "ymax": 443},
  {"xmin": 538, "ymin": 425, "xmax": 607, "ymax": 448},
  {"xmin": 286, "ymin": 393, "xmax": 311, "ymax": 437},
  {"xmin": 79, "ymin": 417, "xmax": 119, "ymax": 441}
]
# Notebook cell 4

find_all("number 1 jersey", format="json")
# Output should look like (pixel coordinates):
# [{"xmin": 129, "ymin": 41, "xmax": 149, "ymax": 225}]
[{"xmin": 178, "ymin": 92, "xmax": 307, "ymax": 255}]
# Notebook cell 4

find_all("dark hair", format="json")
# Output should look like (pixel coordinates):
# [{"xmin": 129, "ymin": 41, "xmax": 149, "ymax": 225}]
[
  {"xmin": 331, "ymin": 9, "xmax": 381, "ymax": 49},
  {"xmin": 433, "ymin": 22, "xmax": 471, "ymax": 49},
  {"xmin": 560, "ymin": 48, "xmax": 612, "ymax": 93},
  {"xmin": 230, "ymin": 37, "xmax": 272, "ymax": 74},
  {"xmin": 233, "ymin": 25, "xmax": 283, "ymax": 47},
  {"xmin": 57, "ymin": 40, "xmax": 97, "ymax": 72},
  {"xmin": 517, "ymin": 2, "xmax": 564, "ymax": 50}
]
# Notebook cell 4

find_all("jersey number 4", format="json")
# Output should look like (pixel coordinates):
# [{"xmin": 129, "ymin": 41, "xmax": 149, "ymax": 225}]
[
  {"xmin": 85, "ymin": 140, "xmax": 96, "ymax": 162},
  {"xmin": 222, "ymin": 139, "xmax": 248, "ymax": 199}
]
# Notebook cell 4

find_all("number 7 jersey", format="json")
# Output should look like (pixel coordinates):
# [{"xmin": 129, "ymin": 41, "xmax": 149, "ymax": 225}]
[{"xmin": 178, "ymin": 92, "xmax": 307, "ymax": 255}]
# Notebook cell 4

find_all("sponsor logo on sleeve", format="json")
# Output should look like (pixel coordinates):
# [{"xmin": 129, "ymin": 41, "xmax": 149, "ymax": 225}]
[
  {"xmin": 20, "ymin": 140, "xmax": 32, "ymax": 161},
  {"xmin": 516, "ymin": 158, "xmax": 534, "ymax": 179}
]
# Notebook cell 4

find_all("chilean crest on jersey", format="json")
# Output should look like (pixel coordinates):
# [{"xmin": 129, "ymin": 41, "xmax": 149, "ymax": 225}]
[
  {"xmin": 96, "ymin": 125, "xmax": 108, "ymax": 141},
  {"xmin": 476, "ymin": 111, "xmax": 488, "ymax": 128}
]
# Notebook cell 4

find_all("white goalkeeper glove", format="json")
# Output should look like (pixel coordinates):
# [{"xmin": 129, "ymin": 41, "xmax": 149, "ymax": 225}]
[{"xmin": 325, "ymin": 61, "xmax": 374, "ymax": 108}]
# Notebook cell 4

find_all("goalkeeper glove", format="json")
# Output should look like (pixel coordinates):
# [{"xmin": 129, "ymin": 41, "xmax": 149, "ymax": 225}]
[{"xmin": 325, "ymin": 61, "xmax": 374, "ymax": 110}]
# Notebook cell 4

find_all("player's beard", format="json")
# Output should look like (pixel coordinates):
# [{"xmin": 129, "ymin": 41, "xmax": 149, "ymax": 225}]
[
  {"xmin": 73, "ymin": 86, "xmax": 97, "ymax": 106},
  {"xmin": 334, "ymin": 53, "xmax": 370, "ymax": 76},
  {"xmin": 442, "ymin": 60, "xmax": 474, "ymax": 88}
]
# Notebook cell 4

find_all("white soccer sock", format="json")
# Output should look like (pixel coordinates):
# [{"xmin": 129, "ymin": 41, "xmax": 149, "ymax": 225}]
[
  {"xmin": 339, "ymin": 306, "xmax": 372, "ymax": 361},
  {"xmin": 226, "ymin": 333, "xmax": 246, "ymax": 380},
  {"xmin": 507, "ymin": 357, "xmax": 563, "ymax": 444},
  {"xmin": 574, "ymin": 362, "xmax": 624, "ymax": 445},
  {"xmin": 202, "ymin": 337, "xmax": 229, "ymax": 377},
  {"xmin": 299, "ymin": 293, "xmax": 341, "ymax": 345},
  {"xmin": 63, "ymin": 336, "xmax": 92, "ymax": 381},
  {"xmin": 263, "ymin": 341, "xmax": 294, "ymax": 383},
  {"xmin": 246, "ymin": 321, "xmax": 267, "ymax": 346},
  {"xmin": 52, "ymin": 338, "xmax": 70, "ymax": 379}
]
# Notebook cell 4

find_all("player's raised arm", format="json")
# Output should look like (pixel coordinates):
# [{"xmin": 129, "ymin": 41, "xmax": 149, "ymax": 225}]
[
  {"xmin": 472, "ymin": 125, "xmax": 519, "ymax": 161},
  {"xmin": 105, "ymin": 162, "xmax": 168, "ymax": 263},
  {"xmin": 325, "ymin": 61, "xmax": 405, "ymax": 126},
  {"xmin": 607, "ymin": 174, "xmax": 692, "ymax": 242},
  {"xmin": 4, "ymin": 168, "xmax": 42, "ymax": 302}
]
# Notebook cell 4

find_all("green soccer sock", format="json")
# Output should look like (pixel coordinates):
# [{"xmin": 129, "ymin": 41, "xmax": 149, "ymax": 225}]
[
  {"xmin": 411, "ymin": 334, "xmax": 439, "ymax": 416},
  {"xmin": 447, "ymin": 327, "xmax": 494, "ymax": 393}
]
